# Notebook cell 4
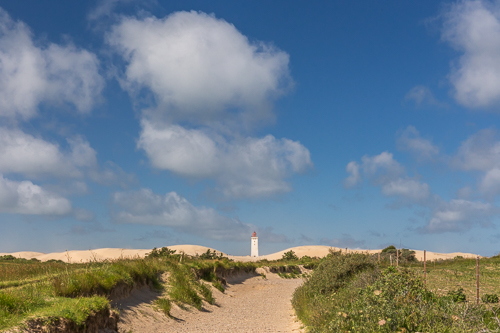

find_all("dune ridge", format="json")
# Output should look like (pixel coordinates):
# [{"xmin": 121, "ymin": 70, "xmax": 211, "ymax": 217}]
[{"xmin": 0, "ymin": 245, "xmax": 480, "ymax": 263}]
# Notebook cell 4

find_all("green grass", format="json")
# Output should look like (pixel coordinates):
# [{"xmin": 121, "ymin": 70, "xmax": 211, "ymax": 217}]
[
  {"xmin": 212, "ymin": 280, "xmax": 225, "ymax": 292},
  {"xmin": 154, "ymin": 298, "xmax": 172, "ymax": 316},
  {"xmin": 0, "ymin": 254, "xmax": 258, "ymax": 332},
  {"xmin": 292, "ymin": 250, "xmax": 500, "ymax": 332},
  {"xmin": 410, "ymin": 257, "xmax": 500, "ymax": 304}
]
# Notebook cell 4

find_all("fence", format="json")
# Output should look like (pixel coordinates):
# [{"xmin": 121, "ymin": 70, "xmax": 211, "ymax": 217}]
[{"xmin": 386, "ymin": 251, "xmax": 498, "ymax": 305}]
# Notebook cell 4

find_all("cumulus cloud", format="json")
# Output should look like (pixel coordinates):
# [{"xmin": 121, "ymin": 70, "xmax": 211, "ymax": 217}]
[
  {"xmin": 453, "ymin": 128, "xmax": 500, "ymax": 171},
  {"xmin": 0, "ymin": 128, "xmax": 94, "ymax": 178},
  {"xmin": 451, "ymin": 128, "xmax": 500, "ymax": 198},
  {"xmin": 381, "ymin": 178, "xmax": 431, "ymax": 201},
  {"xmin": 138, "ymin": 121, "xmax": 312, "ymax": 198},
  {"xmin": 111, "ymin": 188, "xmax": 253, "ymax": 240},
  {"xmin": 0, "ymin": 175, "xmax": 72, "ymax": 215},
  {"xmin": 107, "ymin": 10, "xmax": 291, "ymax": 126},
  {"xmin": 344, "ymin": 161, "xmax": 361, "ymax": 188},
  {"xmin": 108, "ymin": 10, "xmax": 310, "ymax": 199},
  {"xmin": 0, "ymin": 8, "xmax": 104, "ymax": 119},
  {"xmin": 345, "ymin": 151, "xmax": 430, "ymax": 203},
  {"xmin": 424, "ymin": 199, "xmax": 493, "ymax": 233},
  {"xmin": 479, "ymin": 168, "xmax": 500, "ymax": 196},
  {"xmin": 0, "ymin": 127, "xmax": 135, "ymax": 191},
  {"xmin": 441, "ymin": 0, "xmax": 500, "ymax": 108},
  {"xmin": 404, "ymin": 85, "xmax": 445, "ymax": 108},
  {"xmin": 397, "ymin": 126, "xmax": 439, "ymax": 161}
]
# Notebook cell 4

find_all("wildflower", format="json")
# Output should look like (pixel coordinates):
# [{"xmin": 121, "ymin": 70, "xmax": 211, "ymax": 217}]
[
  {"xmin": 374, "ymin": 290, "xmax": 381, "ymax": 296},
  {"xmin": 452, "ymin": 315, "xmax": 459, "ymax": 321},
  {"xmin": 378, "ymin": 319, "xmax": 386, "ymax": 325}
]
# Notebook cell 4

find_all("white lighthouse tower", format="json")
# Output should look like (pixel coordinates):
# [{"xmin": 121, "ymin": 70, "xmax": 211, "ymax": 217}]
[{"xmin": 251, "ymin": 231, "xmax": 259, "ymax": 257}]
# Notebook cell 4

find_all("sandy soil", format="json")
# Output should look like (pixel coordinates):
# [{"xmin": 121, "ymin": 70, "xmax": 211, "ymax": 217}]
[
  {"xmin": 113, "ymin": 269, "xmax": 304, "ymax": 333},
  {"xmin": 0, "ymin": 244, "xmax": 480, "ymax": 263}
]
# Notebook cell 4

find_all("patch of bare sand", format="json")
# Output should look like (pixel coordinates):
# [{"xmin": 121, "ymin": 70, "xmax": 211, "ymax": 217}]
[{"xmin": 115, "ymin": 270, "xmax": 304, "ymax": 333}]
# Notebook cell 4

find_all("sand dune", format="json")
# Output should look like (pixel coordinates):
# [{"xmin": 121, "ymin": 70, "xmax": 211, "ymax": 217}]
[{"xmin": 0, "ymin": 245, "xmax": 480, "ymax": 263}]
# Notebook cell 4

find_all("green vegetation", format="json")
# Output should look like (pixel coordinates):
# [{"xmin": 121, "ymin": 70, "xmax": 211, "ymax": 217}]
[
  {"xmin": 377, "ymin": 245, "xmax": 417, "ymax": 263},
  {"xmin": 0, "ymin": 248, "xmax": 260, "ymax": 332},
  {"xmin": 292, "ymin": 250, "xmax": 500, "ymax": 332},
  {"xmin": 281, "ymin": 250, "xmax": 299, "ymax": 261},
  {"xmin": 154, "ymin": 298, "xmax": 172, "ymax": 316}
]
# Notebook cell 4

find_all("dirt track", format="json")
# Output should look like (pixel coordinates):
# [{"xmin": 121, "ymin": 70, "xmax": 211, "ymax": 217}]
[{"xmin": 113, "ymin": 271, "xmax": 304, "ymax": 333}]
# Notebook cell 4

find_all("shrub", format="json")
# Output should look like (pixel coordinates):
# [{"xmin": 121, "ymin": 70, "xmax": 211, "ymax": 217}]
[
  {"xmin": 198, "ymin": 249, "xmax": 226, "ymax": 260},
  {"xmin": 381, "ymin": 245, "xmax": 397, "ymax": 253},
  {"xmin": 447, "ymin": 287, "xmax": 466, "ymax": 303},
  {"xmin": 281, "ymin": 250, "xmax": 299, "ymax": 261},
  {"xmin": 482, "ymin": 293, "xmax": 499, "ymax": 303},
  {"xmin": 145, "ymin": 247, "xmax": 180, "ymax": 261}
]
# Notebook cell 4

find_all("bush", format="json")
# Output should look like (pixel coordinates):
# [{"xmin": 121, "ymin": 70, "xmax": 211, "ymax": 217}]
[
  {"xmin": 198, "ymin": 249, "xmax": 226, "ymax": 260},
  {"xmin": 281, "ymin": 250, "xmax": 299, "ymax": 261},
  {"xmin": 447, "ymin": 287, "xmax": 466, "ymax": 303},
  {"xmin": 292, "ymin": 251, "xmax": 376, "ymax": 329},
  {"xmin": 482, "ymin": 293, "xmax": 499, "ymax": 303},
  {"xmin": 381, "ymin": 245, "xmax": 396, "ymax": 253},
  {"xmin": 145, "ymin": 247, "xmax": 180, "ymax": 261}
]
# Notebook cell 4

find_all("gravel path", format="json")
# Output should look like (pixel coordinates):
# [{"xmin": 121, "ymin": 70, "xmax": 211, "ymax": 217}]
[{"xmin": 115, "ymin": 271, "xmax": 304, "ymax": 333}]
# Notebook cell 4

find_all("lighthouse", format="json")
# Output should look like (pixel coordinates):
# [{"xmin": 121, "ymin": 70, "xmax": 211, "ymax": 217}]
[{"xmin": 251, "ymin": 231, "xmax": 259, "ymax": 257}]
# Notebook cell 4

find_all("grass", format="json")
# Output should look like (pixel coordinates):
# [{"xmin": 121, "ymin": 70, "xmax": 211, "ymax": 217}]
[
  {"xmin": 292, "ymin": 250, "xmax": 500, "ymax": 332},
  {"xmin": 411, "ymin": 256, "xmax": 500, "ymax": 303},
  {"xmin": 154, "ymin": 298, "xmax": 172, "ymax": 316},
  {"xmin": 0, "ymin": 252, "xmax": 259, "ymax": 332}
]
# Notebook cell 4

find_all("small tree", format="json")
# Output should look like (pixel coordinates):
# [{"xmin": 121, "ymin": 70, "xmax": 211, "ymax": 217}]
[
  {"xmin": 282, "ymin": 250, "xmax": 299, "ymax": 261},
  {"xmin": 145, "ymin": 247, "xmax": 177, "ymax": 259}
]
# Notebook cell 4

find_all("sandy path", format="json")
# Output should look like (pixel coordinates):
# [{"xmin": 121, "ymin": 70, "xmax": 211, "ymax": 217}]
[{"xmin": 114, "ymin": 272, "xmax": 304, "ymax": 333}]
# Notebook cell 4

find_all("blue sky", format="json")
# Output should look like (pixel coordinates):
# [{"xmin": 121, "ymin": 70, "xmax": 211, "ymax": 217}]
[{"xmin": 1, "ymin": 0, "xmax": 500, "ymax": 256}]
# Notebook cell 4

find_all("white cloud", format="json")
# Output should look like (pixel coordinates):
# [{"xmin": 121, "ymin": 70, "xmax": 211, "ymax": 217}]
[
  {"xmin": 0, "ymin": 128, "xmax": 94, "ymax": 178},
  {"xmin": 396, "ymin": 126, "xmax": 439, "ymax": 161},
  {"xmin": 0, "ymin": 127, "xmax": 135, "ymax": 190},
  {"xmin": 425, "ymin": 199, "xmax": 493, "ymax": 232},
  {"xmin": 108, "ymin": 10, "xmax": 310, "ymax": 199},
  {"xmin": 0, "ymin": 174, "xmax": 71, "ymax": 215},
  {"xmin": 111, "ymin": 188, "xmax": 252, "ymax": 240},
  {"xmin": 107, "ymin": 10, "xmax": 291, "ymax": 126},
  {"xmin": 345, "ymin": 151, "xmax": 430, "ymax": 203},
  {"xmin": 404, "ymin": 85, "xmax": 445, "ymax": 108},
  {"xmin": 0, "ymin": 8, "xmax": 104, "ymax": 119},
  {"xmin": 454, "ymin": 128, "xmax": 500, "ymax": 171},
  {"xmin": 138, "ymin": 121, "xmax": 312, "ymax": 198},
  {"xmin": 361, "ymin": 151, "xmax": 405, "ymax": 185},
  {"xmin": 381, "ymin": 178, "xmax": 430, "ymax": 201},
  {"xmin": 344, "ymin": 161, "xmax": 361, "ymax": 188},
  {"xmin": 442, "ymin": 0, "xmax": 500, "ymax": 108},
  {"xmin": 479, "ymin": 167, "xmax": 500, "ymax": 196}
]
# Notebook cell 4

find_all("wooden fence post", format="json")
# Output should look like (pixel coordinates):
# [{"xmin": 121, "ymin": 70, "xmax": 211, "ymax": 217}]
[
  {"xmin": 378, "ymin": 252, "xmax": 380, "ymax": 263},
  {"xmin": 424, "ymin": 250, "xmax": 426, "ymax": 285},
  {"xmin": 397, "ymin": 248, "xmax": 399, "ymax": 266},
  {"xmin": 477, "ymin": 256, "xmax": 480, "ymax": 305}
]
